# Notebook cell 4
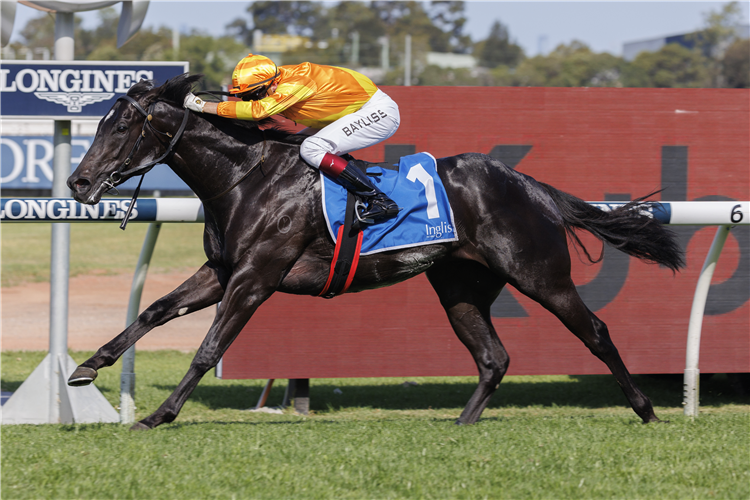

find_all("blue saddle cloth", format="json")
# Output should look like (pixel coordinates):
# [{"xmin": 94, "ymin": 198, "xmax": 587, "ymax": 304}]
[{"xmin": 321, "ymin": 152, "xmax": 458, "ymax": 255}]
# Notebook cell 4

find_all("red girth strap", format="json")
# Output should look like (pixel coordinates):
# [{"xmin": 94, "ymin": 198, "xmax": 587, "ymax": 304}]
[{"xmin": 318, "ymin": 224, "xmax": 364, "ymax": 299}]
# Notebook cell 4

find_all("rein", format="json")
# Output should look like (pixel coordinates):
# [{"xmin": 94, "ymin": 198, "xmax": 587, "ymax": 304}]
[
  {"xmin": 191, "ymin": 90, "xmax": 268, "ymax": 203},
  {"xmin": 202, "ymin": 138, "xmax": 266, "ymax": 202}
]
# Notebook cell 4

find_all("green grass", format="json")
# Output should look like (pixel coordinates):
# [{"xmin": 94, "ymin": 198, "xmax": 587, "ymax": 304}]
[
  {"xmin": 2, "ymin": 351, "xmax": 749, "ymax": 499},
  {"xmin": 1, "ymin": 222, "xmax": 206, "ymax": 287}
]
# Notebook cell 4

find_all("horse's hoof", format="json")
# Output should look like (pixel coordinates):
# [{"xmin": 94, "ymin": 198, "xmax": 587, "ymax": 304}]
[
  {"xmin": 130, "ymin": 422, "xmax": 151, "ymax": 431},
  {"xmin": 455, "ymin": 419, "xmax": 466, "ymax": 426},
  {"xmin": 67, "ymin": 367, "xmax": 98, "ymax": 386}
]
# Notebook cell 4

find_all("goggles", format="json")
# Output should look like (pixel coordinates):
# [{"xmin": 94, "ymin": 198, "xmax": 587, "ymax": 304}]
[
  {"xmin": 239, "ymin": 84, "xmax": 271, "ymax": 101},
  {"xmin": 233, "ymin": 67, "xmax": 280, "ymax": 101}
]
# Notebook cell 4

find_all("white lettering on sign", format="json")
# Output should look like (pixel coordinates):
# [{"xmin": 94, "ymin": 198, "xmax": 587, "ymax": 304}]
[
  {"xmin": 1, "ymin": 137, "xmax": 89, "ymax": 186},
  {"xmin": 0, "ymin": 139, "xmax": 24, "ymax": 183},
  {"xmin": 25, "ymin": 199, "xmax": 48, "ymax": 219},
  {"xmin": 15, "ymin": 68, "xmax": 39, "ymax": 92},
  {"xmin": 1, "ymin": 68, "xmax": 155, "ymax": 113},
  {"xmin": 3, "ymin": 68, "xmax": 154, "ymax": 94},
  {"xmin": 2, "ymin": 199, "xmax": 28, "ymax": 219},
  {"xmin": 0, "ymin": 199, "xmax": 138, "ymax": 220},
  {"xmin": 37, "ymin": 69, "xmax": 62, "ymax": 92},
  {"xmin": 21, "ymin": 139, "xmax": 54, "ymax": 183},
  {"xmin": 92, "ymin": 70, "xmax": 114, "ymax": 92},
  {"xmin": 0, "ymin": 69, "xmax": 16, "ymax": 91}
]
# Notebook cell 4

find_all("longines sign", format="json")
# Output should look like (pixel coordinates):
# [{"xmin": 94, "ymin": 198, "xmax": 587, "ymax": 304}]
[{"xmin": 0, "ymin": 61, "xmax": 188, "ymax": 120}]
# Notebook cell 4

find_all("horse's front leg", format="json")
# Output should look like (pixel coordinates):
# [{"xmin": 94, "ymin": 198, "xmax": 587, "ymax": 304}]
[
  {"xmin": 131, "ymin": 262, "xmax": 282, "ymax": 430},
  {"xmin": 68, "ymin": 263, "xmax": 225, "ymax": 386}
]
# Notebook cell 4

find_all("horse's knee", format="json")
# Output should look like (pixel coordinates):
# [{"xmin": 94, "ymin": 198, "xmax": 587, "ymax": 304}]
[
  {"xmin": 479, "ymin": 349, "xmax": 509, "ymax": 386},
  {"xmin": 494, "ymin": 350, "xmax": 510, "ymax": 378}
]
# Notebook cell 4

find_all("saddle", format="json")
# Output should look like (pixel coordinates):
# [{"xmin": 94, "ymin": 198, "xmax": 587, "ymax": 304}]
[{"xmin": 318, "ymin": 152, "xmax": 457, "ymax": 298}]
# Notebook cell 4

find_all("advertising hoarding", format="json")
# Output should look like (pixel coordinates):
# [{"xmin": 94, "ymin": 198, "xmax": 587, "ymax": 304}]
[
  {"xmin": 220, "ymin": 86, "xmax": 749, "ymax": 378},
  {"xmin": 0, "ymin": 60, "xmax": 188, "ymax": 120}
]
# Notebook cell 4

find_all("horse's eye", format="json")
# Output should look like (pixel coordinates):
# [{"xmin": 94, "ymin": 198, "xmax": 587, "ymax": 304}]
[{"xmin": 116, "ymin": 125, "xmax": 127, "ymax": 133}]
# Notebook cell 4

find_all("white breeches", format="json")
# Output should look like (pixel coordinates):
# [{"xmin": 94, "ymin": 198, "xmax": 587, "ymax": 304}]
[{"xmin": 299, "ymin": 89, "xmax": 400, "ymax": 168}]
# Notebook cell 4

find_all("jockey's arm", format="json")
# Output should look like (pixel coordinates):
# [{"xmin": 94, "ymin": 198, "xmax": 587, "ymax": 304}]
[
  {"xmin": 183, "ymin": 81, "xmax": 283, "ymax": 115},
  {"xmin": 184, "ymin": 78, "xmax": 316, "ymax": 121},
  {"xmin": 202, "ymin": 101, "xmax": 219, "ymax": 114},
  {"xmin": 217, "ymin": 81, "xmax": 316, "ymax": 121}
]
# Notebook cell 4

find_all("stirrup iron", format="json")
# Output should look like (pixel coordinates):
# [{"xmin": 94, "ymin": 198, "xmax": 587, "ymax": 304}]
[{"xmin": 354, "ymin": 199, "xmax": 375, "ymax": 224}]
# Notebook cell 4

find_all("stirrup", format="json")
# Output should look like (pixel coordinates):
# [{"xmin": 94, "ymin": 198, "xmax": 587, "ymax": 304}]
[
  {"xmin": 354, "ymin": 198, "xmax": 400, "ymax": 224},
  {"xmin": 354, "ymin": 199, "xmax": 376, "ymax": 224}
]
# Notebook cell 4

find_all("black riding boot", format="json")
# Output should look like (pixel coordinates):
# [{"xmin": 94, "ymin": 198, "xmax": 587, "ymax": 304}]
[{"xmin": 337, "ymin": 162, "xmax": 400, "ymax": 222}]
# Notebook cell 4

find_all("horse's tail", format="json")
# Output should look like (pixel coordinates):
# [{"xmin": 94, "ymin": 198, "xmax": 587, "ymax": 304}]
[{"xmin": 540, "ymin": 182, "xmax": 685, "ymax": 272}]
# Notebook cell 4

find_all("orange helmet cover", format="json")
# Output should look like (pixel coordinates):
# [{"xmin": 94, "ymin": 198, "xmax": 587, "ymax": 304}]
[{"xmin": 230, "ymin": 54, "xmax": 280, "ymax": 95}]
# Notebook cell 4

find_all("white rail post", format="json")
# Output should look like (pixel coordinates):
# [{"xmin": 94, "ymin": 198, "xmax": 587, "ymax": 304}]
[
  {"xmin": 683, "ymin": 224, "xmax": 731, "ymax": 417},
  {"xmin": 120, "ymin": 220, "xmax": 162, "ymax": 424},
  {"xmin": 47, "ymin": 10, "xmax": 75, "ymax": 424}
]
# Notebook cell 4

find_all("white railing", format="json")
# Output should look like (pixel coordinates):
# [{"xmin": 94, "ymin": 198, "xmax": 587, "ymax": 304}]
[
  {"xmin": 2, "ymin": 198, "xmax": 746, "ymax": 226},
  {"xmin": 1, "ymin": 198, "xmax": 747, "ymax": 423}
]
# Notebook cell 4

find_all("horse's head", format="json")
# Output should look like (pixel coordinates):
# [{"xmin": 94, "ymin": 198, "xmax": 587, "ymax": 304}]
[{"xmin": 67, "ymin": 73, "xmax": 202, "ymax": 204}]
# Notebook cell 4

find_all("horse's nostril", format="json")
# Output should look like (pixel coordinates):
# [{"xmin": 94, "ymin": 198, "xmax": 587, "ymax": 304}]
[{"xmin": 68, "ymin": 177, "xmax": 91, "ymax": 194}]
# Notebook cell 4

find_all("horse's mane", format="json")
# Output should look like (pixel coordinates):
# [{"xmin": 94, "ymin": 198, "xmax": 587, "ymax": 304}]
[{"xmin": 128, "ymin": 73, "xmax": 306, "ymax": 146}]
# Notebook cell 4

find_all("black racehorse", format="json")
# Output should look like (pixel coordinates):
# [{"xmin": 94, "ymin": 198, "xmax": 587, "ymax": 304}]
[{"xmin": 66, "ymin": 74, "xmax": 684, "ymax": 430}]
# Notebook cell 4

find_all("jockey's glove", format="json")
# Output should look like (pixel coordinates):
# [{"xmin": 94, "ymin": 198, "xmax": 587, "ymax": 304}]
[{"xmin": 184, "ymin": 93, "xmax": 205, "ymax": 113}]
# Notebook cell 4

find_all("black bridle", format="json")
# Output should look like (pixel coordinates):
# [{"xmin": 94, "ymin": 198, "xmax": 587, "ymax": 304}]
[
  {"xmin": 110, "ymin": 92, "xmax": 267, "ymax": 229},
  {"xmin": 107, "ymin": 95, "xmax": 191, "ymax": 229},
  {"xmin": 107, "ymin": 95, "xmax": 192, "ymax": 186}
]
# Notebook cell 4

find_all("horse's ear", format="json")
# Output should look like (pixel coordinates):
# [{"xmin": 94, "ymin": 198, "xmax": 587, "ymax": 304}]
[
  {"xmin": 173, "ymin": 73, "xmax": 204, "ymax": 90},
  {"xmin": 127, "ymin": 79, "xmax": 155, "ymax": 99},
  {"xmin": 185, "ymin": 73, "xmax": 204, "ymax": 88}
]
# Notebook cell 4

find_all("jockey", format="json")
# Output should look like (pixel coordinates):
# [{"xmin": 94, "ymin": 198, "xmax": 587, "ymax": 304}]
[{"xmin": 184, "ymin": 53, "xmax": 400, "ymax": 222}]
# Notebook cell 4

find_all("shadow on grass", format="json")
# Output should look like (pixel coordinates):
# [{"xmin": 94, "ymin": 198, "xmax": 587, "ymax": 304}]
[
  {"xmin": 169, "ymin": 373, "xmax": 749, "ymax": 413},
  {"xmin": 2, "ymin": 380, "xmax": 26, "ymax": 393},
  {"xmin": 159, "ymin": 415, "xmax": 463, "ymax": 431}
]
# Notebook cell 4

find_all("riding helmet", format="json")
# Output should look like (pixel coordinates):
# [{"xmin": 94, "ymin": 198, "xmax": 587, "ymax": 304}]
[{"xmin": 230, "ymin": 54, "xmax": 280, "ymax": 100}]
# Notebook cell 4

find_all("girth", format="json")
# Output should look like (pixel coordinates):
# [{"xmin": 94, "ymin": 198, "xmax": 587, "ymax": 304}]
[{"xmin": 318, "ymin": 162, "xmax": 370, "ymax": 299}]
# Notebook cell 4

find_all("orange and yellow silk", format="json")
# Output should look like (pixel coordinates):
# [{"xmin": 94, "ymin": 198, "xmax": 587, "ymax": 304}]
[{"xmin": 217, "ymin": 63, "xmax": 378, "ymax": 128}]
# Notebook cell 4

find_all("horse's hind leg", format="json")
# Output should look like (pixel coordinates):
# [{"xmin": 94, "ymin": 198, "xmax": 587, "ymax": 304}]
[
  {"xmin": 68, "ymin": 263, "xmax": 225, "ymax": 385},
  {"xmin": 518, "ymin": 276, "xmax": 660, "ymax": 423},
  {"xmin": 426, "ymin": 261, "xmax": 508, "ymax": 425}
]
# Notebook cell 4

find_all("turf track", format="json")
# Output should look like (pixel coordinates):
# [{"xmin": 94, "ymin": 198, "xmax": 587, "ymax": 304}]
[{"xmin": 2, "ymin": 351, "xmax": 748, "ymax": 499}]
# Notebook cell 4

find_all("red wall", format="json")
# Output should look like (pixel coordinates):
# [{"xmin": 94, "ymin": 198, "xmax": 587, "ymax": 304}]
[{"xmin": 221, "ymin": 87, "xmax": 749, "ymax": 379}]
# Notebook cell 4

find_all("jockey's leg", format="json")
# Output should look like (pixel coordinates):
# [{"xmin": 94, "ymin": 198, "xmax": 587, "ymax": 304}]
[
  {"xmin": 320, "ymin": 153, "xmax": 399, "ymax": 221},
  {"xmin": 300, "ymin": 90, "xmax": 401, "ymax": 222}
]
